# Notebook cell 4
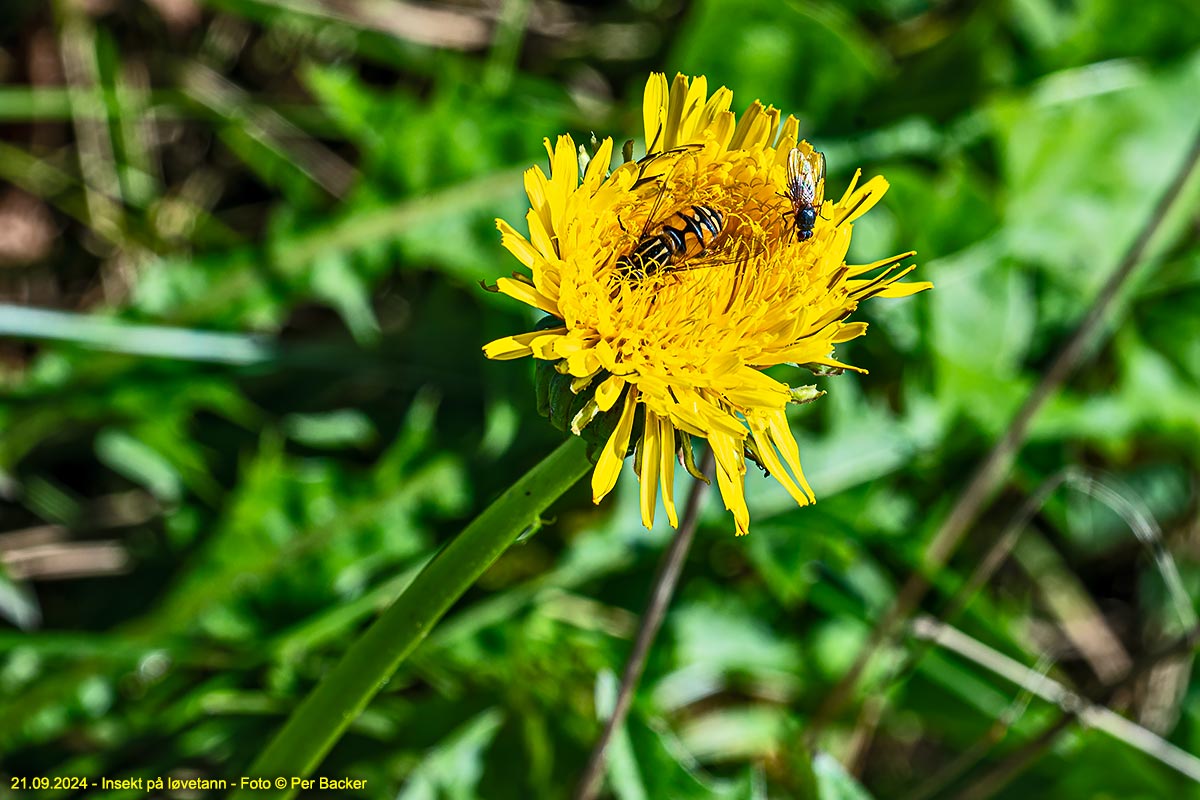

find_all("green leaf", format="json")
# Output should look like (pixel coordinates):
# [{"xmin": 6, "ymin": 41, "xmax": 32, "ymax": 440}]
[
  {"xmin": 397, "ymin": 709, "xmax": 505, "ymax": 800},
  {"xmin": 813, "ymin": 753, "xmax": 875, "ymax": 800},
  {"xmin": 282, "ymin": 409, "xmax": 376, "ymax": 449},
  {"xmin": 94, "ymin": 428, "xmax": 183, "ymax": 503}
]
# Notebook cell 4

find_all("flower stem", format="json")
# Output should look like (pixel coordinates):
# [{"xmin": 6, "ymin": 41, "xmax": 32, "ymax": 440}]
[
  {"xmin": 573, "ymin": 448, "xmax": 714, "ymax": 800},
  {"xmin": 233, "ymin": 436, "xmax": 591, "ymax": 800}
]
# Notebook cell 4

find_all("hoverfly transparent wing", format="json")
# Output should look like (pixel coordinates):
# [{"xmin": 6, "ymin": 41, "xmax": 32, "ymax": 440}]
[
  {"xmin": 615, "ymin": 149, "xmax": 696, "ymax": 278},
  {"xmin": 656, "ymin": 226, "xmax": 768, "ymax": 275},
  {"xmin": 628, "ymin": 147, "xmax": 700, "ymax": 239}
]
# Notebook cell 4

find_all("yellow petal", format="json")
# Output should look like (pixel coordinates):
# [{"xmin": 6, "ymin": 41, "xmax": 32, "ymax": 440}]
[
  {"xmin": 778, "ymin": 115, "xmax": 799, "ymax": 151},
  {"xmin": 548, "ymin": 134, "xmax": 578, "ymax": 237},
  {"xmin": 831, "ymin": 321, "xmax": 869, "ymax": 343},
  {"xmin": 762, "ymin": 105, "xmax": 781, "ymax": 148},
  {"xmin": 709, "ymin": 111, "xmax": 735, "ymax": 150},
  {"xmin": 765, "ymin": 409, "xmax": 814, "ymax": 502},
  {"xmin": 669, "ymin": 388, "xmax": 748, "ymax": 439},
  {"xmin": 482, "ymin": 327, "xmax": 565, "ymax": 360},
  {"xmin": 845, "ymin": 251, "xmax": 917, "ymax": 278},
  {"xmin": 677, "ymin": 75, "xmax": 709, "ymax": 143},
  {"xmin": 709, "ymin": 431, "xmax": 750, "ymax": 536},
  {"xmin": 496, "ymin": 218, "xmax": 541, "ymax": 269},
  {"xmin": 697, "ymin": 86, "xmax": 733, "ymax": 135},
  {"xmin": 526, "ymin": 208, "xmax": 558, "ymax": 261},
  {"xmin": 595, "ymin": 374, "xmax": 625, "ymax": 412},
  {"xmin": 583, "ymin": 137, "xmax": 614, "ymax": 190},
  {"xmin": 523, "ymin": 165, "xmax": 552, "ymax": 238},
  {"xmin": 530, "ymin": 331, "xmax": 568, "ymax": 359},
  {"xmin": 809, "ymin": 354, "xmax": 867, "ymax": 374},
  {"xmin": 657, "ymin": 413, "xmax": 679, "ymax": 528},
  {"xmin": 496, "ymin": 277, "xmax": 558, "ymax": 316},
  {"xmin": 643, "ymin": 72, "xmax": 669, "ymax": 154},
  {"xmin": 875, "ymin": 280, "xmax": 934, "ymax": 298},
  {"xmin": 747, "ymin": 417, "xmax": 809, "ymax": 507},
  {"xmin": 591, "ymin": 387, "xmax": 639, "ymax": 504},
  {"xmin": 565, "ymin": 349, "xmax": 601, "ymax": 377},
  {"xmin": 835, "ymin": 168, "xmax": 862, "ymax": 206},
  {"xmin": 639, "ymin": 411, "xmax": 661, "ymax": 528},
  {"xmin": 848, "ymin": 264, "xmax": 920, "ymax": 300},
  {"xmin": 837, "ymin": 175, "xmax": 889, "ymax": 226},
  {"xmin": 664, "ymin": 73, "xmax": 691, "ymax": 151},
  {"xmin": 729, "ymin": 101, "xmax": 764, "ymax": 150}
]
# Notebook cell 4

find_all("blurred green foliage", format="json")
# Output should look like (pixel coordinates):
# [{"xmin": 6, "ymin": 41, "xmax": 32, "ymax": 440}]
[{"xmin": 1, "ymin": 1, "xmax": 1199, "ymax": 798}]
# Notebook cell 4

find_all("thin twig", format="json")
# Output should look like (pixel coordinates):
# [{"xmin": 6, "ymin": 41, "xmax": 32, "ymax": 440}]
[
  {"xmin": 573, "ymin": 449, "xmax": 715, "ymax": 800},
  {"xmin": 857, "ymin": 469, "xmax": 1073, "ymax": 754},
  {"xmin": 913, "ymin": 617, "xmax": 1200, "ymax": 783},
  {"xmin": 852, "ymin": 465, "xmax": 1195, "ymax": 784},
  {"xmin": 844, "ymin": 470, "xmax": 1071, "ymax": 778},
  {"xmin": 850, "ymin": 469, "xmax": 1073, "ymax": 781},
  {"xmin": 808, "ymin": 125, "xmax": 1200, "ymax": 739},
  {"xmin": 947, "ymin": 622, "xmax": 1200, "ymax": 800}
]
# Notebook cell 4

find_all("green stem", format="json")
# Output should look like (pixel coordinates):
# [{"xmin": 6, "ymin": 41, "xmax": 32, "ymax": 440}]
[{"xmin": 232, "ymin": 436, "xmax": 591, "ymax": 799}]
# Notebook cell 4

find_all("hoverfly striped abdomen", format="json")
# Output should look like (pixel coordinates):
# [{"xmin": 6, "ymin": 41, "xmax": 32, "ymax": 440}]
[{"xmin": 617, "ymin": 204, "xmax": 725, "ymax": 280}]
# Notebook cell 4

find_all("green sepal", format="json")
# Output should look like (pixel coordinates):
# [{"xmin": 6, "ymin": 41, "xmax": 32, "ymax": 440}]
[
  {"xmin": 533, "ymin": 314, "xmax": 566, "ymax": 419},
  {"xmin": 788, "ymin": 385, "xmax": 825, "ymax": 404},
  {"xmin": 578, "ymin": 147, "xmax": 592, "ymax": 183},
  {"xmin": 535, "ymin": 358, "xmax": 555, "ymax": 418},
  {"xmin": 565, "ymin": 384, "xmax": 594, "ymax": 432},
  {"xmin": 570, "ymin": 398, "xmax": 601, "ymax": 436},
  {"xmin": 799, "ymin": 362, "xmax": 845, "ymax": 377},
  {"xmin": 547, "ymin": 369, "xmax": 576, "ymax": 431}
]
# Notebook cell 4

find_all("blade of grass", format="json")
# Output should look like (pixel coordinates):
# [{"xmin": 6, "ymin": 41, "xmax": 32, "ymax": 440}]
[
  {"xmin": 180, "ymin": 62, "xmax": 358, "ymax": 197},
  {"xmin": 0, "ymin": 303, "xmax": 277, "ymax": 364},
  {"xmin": 57, "ymin": 1, "xmax": 127, "ymax": 249},
  {"xmin": 232, "ymin": 435, "xmax": 592, "ymax": 799}
]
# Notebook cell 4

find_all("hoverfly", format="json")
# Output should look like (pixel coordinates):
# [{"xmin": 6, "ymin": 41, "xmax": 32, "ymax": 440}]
[
  {"xmin": 616, "ymin": 204, "xmax": 725, "ymax": 280},
  {"xmin": 783, "ymin": 147, "xmax": 826, "ymax": 242},
  {"xmin": 615, "ymin": 147, "xmax": 728, "ymax": 281}
]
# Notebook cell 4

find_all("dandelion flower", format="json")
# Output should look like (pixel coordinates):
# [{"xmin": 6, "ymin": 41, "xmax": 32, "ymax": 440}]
[{"xmin": 483, "ymin": 73, "xmax": 931, "ymax": 535}]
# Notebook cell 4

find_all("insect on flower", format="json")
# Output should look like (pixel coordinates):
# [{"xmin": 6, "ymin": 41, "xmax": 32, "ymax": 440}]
[
  {"xmin": 483, "ymin": 73, "xmax": 931, "ymax": 536},
  {"xmin": 616, "ymin": 203, "xmax": 725, "ymax": 280},
  {"xmin": 783, "ymin": 147, "xmax": 826, "ymax": 242},
  {"xmin": 615, "ymin": 149, "xmax": 727, "ymax": 281}
]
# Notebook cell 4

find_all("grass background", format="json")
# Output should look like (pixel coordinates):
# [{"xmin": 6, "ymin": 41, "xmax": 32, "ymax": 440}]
[{"xmin": 2, "ymin": 1, "xmax": 1200, "ymax": 798}]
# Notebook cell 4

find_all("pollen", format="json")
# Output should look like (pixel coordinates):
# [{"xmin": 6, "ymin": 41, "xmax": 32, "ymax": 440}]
[{"xmin": 483, "ymin": 73, "xmax": 931, "ymax": 536}]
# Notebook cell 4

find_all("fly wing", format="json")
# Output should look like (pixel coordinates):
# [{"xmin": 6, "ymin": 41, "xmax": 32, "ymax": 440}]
[
  {"xmin": 796, "ymin": 150, "xmax": 819, "ymax": 205},
  {"xmin": 786, "ymin": 147, "xmax": 806, "ymax": 197},
  {"xmin": 812, "ymin": 150, "xmax": 826, "ymax": 207}
]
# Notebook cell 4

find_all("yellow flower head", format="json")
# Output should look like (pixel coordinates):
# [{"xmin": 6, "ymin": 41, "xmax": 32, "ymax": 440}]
[{"xmin": 484, "ymin": 73, "xmax": 930, "ymax": 535}]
